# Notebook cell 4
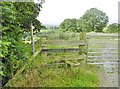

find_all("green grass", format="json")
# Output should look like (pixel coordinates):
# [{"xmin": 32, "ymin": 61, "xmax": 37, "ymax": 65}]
[
  {"xmin": 9, "ymin": 52, "xmax": 99, "ymax": 87},
  {"xmin": 10, "ymin": 65, "xmax": 99, "ymax": 87}
]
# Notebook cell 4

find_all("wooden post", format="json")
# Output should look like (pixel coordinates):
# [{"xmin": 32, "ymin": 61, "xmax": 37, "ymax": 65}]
[
  {"xmin": 79, "ymin": 44, "xmax": 85, "ymax": 55},
  {"xmin": 30, "ymin": 23, "xmax": 35, "ymax": 54},
  {"xmin": 86, "ymin": 37, "xmax": 89, "ymax": 62},
  {"xmin": 79, "ymin": 32, "xmax": 86, "ymax": 55},
  {"xmin": 79, "ymin": 32, "xmax": 86, "ymax": 40}
]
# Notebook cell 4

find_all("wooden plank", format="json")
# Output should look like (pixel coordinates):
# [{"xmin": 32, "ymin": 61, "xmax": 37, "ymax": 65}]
[
  {"xmin": 88, "ymin": 48, "xmax": 118, "ymax": 50},
  {"xmin": 42, "ymin": 43, "xmax": 86, "ymax": 47},
  {"xmin": 42, "ymin": 48, "xmax": 79, "ymax": 52},
  {"xmin": 88, "ymin": 56, "xmax": 118, "ymax": 58},
  {"xmin": 88, "ymin": 62, "xmax": 118, "ymax": 65},
  {"xmin": 24, "ymin": 38, "xmax": 41, "ymax": 44},
  {"xmin": 44, "ymin": 43, "xmax": 86, "ymax": 46},
  {"xmin": 45, "ymin": 40, "xmax": 85, "ymax": 43},
  {"xmin": 89, "ymin": 42, "xmax": 118, "ymax": 44},
  {"xmin": 87, "ymin": 59, "xmax": 118, "ymax": 62},
  {"xmin": 86, "ymin": 39, "xmax": 89, "ymax": 62},
  {"xmin": 87, "ymin": 34, "xmax": 118, "ymax": 37},
  {"xmin": 88, "ymin": 52, "xmax": 118, "ymax": 54}
]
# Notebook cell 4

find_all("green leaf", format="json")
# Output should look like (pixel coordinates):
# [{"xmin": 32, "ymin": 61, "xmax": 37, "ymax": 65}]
[{"xmin": 0, "ymin": 71, "xmax": 4, "ymax": 76}]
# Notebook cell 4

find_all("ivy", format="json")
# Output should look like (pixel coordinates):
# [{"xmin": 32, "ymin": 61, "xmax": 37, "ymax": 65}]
[{"xmin": 1, "ymin": 1, "xmax": 44, "ymax": 86}]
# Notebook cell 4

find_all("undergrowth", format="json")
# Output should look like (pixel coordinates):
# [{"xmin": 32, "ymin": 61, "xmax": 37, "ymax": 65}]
[{"xmin": 8, "ymin": 52, "xmax": 99, "ymax": 87}]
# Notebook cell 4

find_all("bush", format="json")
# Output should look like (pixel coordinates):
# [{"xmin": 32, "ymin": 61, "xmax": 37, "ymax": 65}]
[
  {"xmin": 59, "ymin": 32, "xmax": 69, "ymax": 40},
  {"xmin": 105, "ymin": 23, "xmax": 119, "ymax": 33}
]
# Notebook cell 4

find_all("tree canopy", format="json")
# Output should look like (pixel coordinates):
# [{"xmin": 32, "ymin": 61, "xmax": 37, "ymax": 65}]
[
  {"xmin": 59, "ymin": 8, "xmax": 109, "ymax": 32},
  {"xmin": 78, "ymin": 8, "xmax": 109, "ymax": 32},
  {"xmin": 59, "ymin": 18, "xmax": 78, "ymax": 32}
]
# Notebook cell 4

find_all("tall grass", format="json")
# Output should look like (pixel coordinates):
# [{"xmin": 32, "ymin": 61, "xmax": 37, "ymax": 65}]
[{"xmin": 9, "ymin": 52, "xmax": 99, "ymax": 87}]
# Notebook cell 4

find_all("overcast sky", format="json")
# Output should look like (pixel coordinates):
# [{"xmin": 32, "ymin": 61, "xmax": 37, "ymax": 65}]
[{"xmin": 37, "ymin": 0, "xmax": 119, "ymax": 26}]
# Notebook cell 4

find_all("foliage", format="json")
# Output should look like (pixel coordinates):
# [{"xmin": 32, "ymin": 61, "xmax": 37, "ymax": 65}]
[
  {"xmin": 105, "ymin": 23, "xmax": 119, "ymax": 33},
  {"xmin": 58, "ymin": 32, "xmax": 69, "ymax": 40},
  {"xmin": 59, "ymin": 8, "xmax": 109, "ymax": 32},
  {"xmin": 59, "ymin": 18, "xmax": 78, "ymax": 32},
  {"xmin": 1, "ymin": 1, "xmax": 43, "ymax": 86},
  {"xmin": 78, "ymin": 8, "xmax": 109, "ymax": 32},
  {"xmin": 7, "ymin": 52, "xmax": 99, "ymax": 87},
  {"xmin": 38, "ymin": 29, "xmax": 80, "ymax": 40}
]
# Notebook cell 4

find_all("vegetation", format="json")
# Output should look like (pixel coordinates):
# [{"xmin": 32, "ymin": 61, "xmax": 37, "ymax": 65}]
[
  {"xmin": 78, "ymin": 8, "xmax": 108, "ymax": 32},
  {"xmin": 2, "ymin": 26, "xmax": 101, "ymax": 87},
  {"xmin": 6, "ymin": 52, "xmax": 99, "ymax": 87},
  {"xmin": 59, "ymin": 18, "xmax": 78, "ymax": 32},
  {"xmin": 1, "ymin": 0, "xmax": 118, "ymax": 87},
  {"xmin": 59, "ymin": 8, "xmax": 109, "ymax": 32},
  {"xmin": 1, "ymin": 1, "xmax": 44, "ymax": 86},
  {"xmin": 105, "ymin": 23, "xmax": 119, "ymax": 33}
]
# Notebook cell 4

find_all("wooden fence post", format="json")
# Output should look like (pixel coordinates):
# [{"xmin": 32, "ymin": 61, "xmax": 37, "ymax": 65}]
[
  {"xmin": 79, "ymin": 32, "xmax": 86, "ymax": 40},
  {"xmin": 86, "ymin": 36, "xmax": 89, "ymax": 62},
  {"xmin": 79, "ymin": 44, "xmax": 85, "ymax": 55},
  {"xmin": 79, "ymin": 32, "xmax": 86, "ymax": 55},
  {"xmin": 30, "ymin": 23, "xmax": 35, "ymax": 54}
]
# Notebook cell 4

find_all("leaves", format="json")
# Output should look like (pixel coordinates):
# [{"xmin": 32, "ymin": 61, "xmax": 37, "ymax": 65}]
[
  {"xmin": 59, "ymin": 18, "xmax": 78, "ymax": 32},
  {"xmin": 106, "ymin": 23, "xmax": 119, "ymax": 33},
  {"xmin": 1, "ymin": 1, "xmax": 44, "ymax": 86},
  {"xmin": 59, "ymin": 8, "xmax": 109, "ymax": 32},
  {"xmin": 78, "ymin": 8, "xmax": 109, "ymax": 32}
]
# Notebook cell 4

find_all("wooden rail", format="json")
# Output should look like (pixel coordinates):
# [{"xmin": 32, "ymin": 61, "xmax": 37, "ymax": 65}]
[
  {"xmin": 88, "ymin": 62, "xmax": 118, "ymax": 65},
  {"xmin": 86, "ymin": 33, "xmax": 118, "ymax": 62},
  {"xmin": 88, "ymin": 52, "xmax": 118, "ymax": 54},
  {"xmin": 88, "ymin": 56, "xmax": 118, "ymax": 58},
  {"xmin": 42, "ymin": 48, "xmax": 79, "ymax": 52},
  {"xmin": 87, "ymin": 33, "xmax": 118, "ymax": 37},
  {"xmin": 89, "ymin": 42, "xmax": 118, "ymax": 44},
  {"xmin": 88, "ymin": 48, "xmax": 118, "ymax": 50}
]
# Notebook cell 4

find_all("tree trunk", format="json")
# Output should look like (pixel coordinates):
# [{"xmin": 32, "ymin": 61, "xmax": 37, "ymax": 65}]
[{"xmin": 30, "ymin": 23, "xmax": 35, "ymax": 54}]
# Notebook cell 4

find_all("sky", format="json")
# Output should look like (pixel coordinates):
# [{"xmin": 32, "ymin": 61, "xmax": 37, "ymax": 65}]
[{"xmin": 37, "ymin": 0, "xmax": 119, "ymax": 26}]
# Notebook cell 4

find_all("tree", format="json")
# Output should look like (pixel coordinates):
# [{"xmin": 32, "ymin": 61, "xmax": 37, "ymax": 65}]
[
  {"xmin": 106, "ymin": 23, "xmax": 119, "ymax": 33},
  {"xmin": 59, "ymin": 18, "xmax": 78, "ymax": 32},
  {"xmin": 14, "ymin": 2, "xmax": 43, "ymax": 54},
  {"xmin": 1, "ymin": 1, "xmax": 44, "ymax": 86},
  {"xmin": 78, "ymin": 8, "xmax": 109, "ymax": 32}
]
